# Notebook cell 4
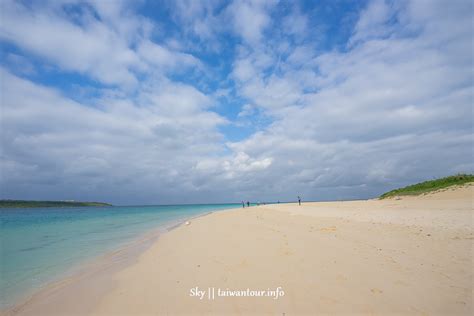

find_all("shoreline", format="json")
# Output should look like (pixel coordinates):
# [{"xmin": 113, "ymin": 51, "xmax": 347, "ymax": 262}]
[
  {"xmin": 5, "ymin": 186, "xmax": 473, "ymax": 315},
  {"xmin": 2, "ymin": 208, "xmax": 232, "ymax": 315}
]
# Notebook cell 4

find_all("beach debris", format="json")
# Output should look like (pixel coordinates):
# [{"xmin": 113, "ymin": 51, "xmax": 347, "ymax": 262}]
[{"xmin": 185, "ymin": 221, "xmax": 191, "ymax": 226}]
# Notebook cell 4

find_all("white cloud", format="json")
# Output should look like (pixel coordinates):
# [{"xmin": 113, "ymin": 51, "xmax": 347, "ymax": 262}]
[
  {"xmin": 237, "ymin": 104, "xmax": 256, "ymax": 117},
  {"xmin": 287, "ymin": 46, "xmax": 313, "ymax": 65},
  {"xmin": 222, "ymin": 152, "xmax": 273, "ymax": 174},
  {"xmin": 168, "ymin": 0, "xmax": 225, "ymax": 51},
  {"xmin": 233, "ymin": 58, "xmax": 255, "ymax": 82},
  {"xmin": 227, "ymin": 0, "xmax": 277, "ymax": 44},
  {"xmin": 281, "ymin": 6, "xmax": 308, "ymax": 41},
  {"xmin": 223, "ymin": 0, "xmax": 473, "ymax": 200},
  {"xmin": 0, "ymin": 0, "xmax": 146, "ymax": 86},
  {"xmin": 0, "ymin": 0, "xmax": 207, "ymax": 88},
  {"xmin": 0, "ymin": 69, "xmax": 227, "ymax": 204},
  {"xmin": 137, "ymin": 40, "xmax": 202, "ymax": 73},
  {"xmin": 350, "ymin": 0, "xmax": 393, "ymax": 45}
]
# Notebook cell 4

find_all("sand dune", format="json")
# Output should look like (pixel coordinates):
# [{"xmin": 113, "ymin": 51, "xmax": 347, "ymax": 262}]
[{"xmin": 8, "ymin": 185, "xmax": 473, "ymax": 315}]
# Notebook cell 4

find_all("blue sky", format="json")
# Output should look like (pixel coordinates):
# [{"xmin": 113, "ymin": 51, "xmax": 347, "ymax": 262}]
[{"xmin": 1, "ymin": 0, "xmax": 473, "ymax": 205}]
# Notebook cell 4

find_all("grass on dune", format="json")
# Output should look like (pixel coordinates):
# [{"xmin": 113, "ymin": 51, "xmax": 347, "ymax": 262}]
[{"xmin": 380, "ymin": 174, "xmax": 474, "ymax": 199}]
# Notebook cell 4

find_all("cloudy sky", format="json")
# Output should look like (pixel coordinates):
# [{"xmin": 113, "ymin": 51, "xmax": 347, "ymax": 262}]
[{"xmin": 0, "ymin": 0, "xmax": 472, "ymax": 205}]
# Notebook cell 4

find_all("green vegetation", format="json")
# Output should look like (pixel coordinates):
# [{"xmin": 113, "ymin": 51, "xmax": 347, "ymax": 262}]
[
  {"xmin": 0, "ymin": 200, "xmax": 112, "ymax": 208},
  {"xmin": 380, "ymin": 174, "xmax": 474, "ymax": 199}
]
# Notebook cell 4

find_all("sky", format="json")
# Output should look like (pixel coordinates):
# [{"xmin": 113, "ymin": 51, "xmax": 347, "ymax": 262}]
[{"xmin": 0, "ymin": 0, "xmax": 473, "ymax": 205}]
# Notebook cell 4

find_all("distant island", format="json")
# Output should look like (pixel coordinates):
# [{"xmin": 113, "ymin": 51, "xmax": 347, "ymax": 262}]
[
  {"xmin": 0, "ymin": 200, "xmax": 112, "ymax": 208},
  {"xmin": 380, "ymin": 174, "xmax": 474, "ymax": 199}
]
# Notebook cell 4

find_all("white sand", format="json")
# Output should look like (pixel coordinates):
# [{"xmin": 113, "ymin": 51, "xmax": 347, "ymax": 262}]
[{"xmin": 7, "ymin": 185, "xmax": 473, "ymax": 315}]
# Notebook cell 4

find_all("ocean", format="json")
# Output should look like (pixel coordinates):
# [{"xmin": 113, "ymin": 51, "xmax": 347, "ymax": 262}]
[{"xmin": 0, "ymin": 203, "xmax": 240, "ymax": 308}]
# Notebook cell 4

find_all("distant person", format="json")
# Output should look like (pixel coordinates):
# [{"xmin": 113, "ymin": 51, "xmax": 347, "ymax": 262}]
[
  {"xmin": 298, "ymin": 196, "xmax": 301, "ymax": 206},
  {"xmin": 247, "ymin": 201, "xmax": 250, "ymax": 207},
  {"xmin": 242, "ymin": 201, "xmax": 245, "ymax": 208}
]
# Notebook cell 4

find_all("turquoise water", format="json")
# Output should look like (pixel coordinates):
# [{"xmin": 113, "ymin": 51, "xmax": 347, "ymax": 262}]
[{"xmin": 0, "ymin": 204, "xmax": 240, "ymax": 307}]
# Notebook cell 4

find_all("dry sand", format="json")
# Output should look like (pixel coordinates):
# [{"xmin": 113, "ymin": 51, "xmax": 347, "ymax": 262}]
[{"xmin": 7, "ymin": 186, "xmax": 473, "ymax": 315}]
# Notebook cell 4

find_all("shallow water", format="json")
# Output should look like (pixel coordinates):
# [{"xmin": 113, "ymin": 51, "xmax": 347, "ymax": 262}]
[{"xmin": 0, "ymin": 204, "xmax": 240, "ymax": 307}]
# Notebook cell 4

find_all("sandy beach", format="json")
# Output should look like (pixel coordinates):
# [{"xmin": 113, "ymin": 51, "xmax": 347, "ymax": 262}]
[{"xmin": 7, "ymin": 186, "xmax": 473, "ymax": 315}]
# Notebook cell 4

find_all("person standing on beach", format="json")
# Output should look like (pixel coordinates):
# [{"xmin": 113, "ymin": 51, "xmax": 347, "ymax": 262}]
[
  {"xmin": 298, "ymin": 196, "xmax": 301, "ymax": 206},
  {"xmin": 242, "ymin": 201, "xmax": 245, "ymax": 208},
  {"xmin": 247, "ymin": 201, "xmax": 250, "ymax": 207}
]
